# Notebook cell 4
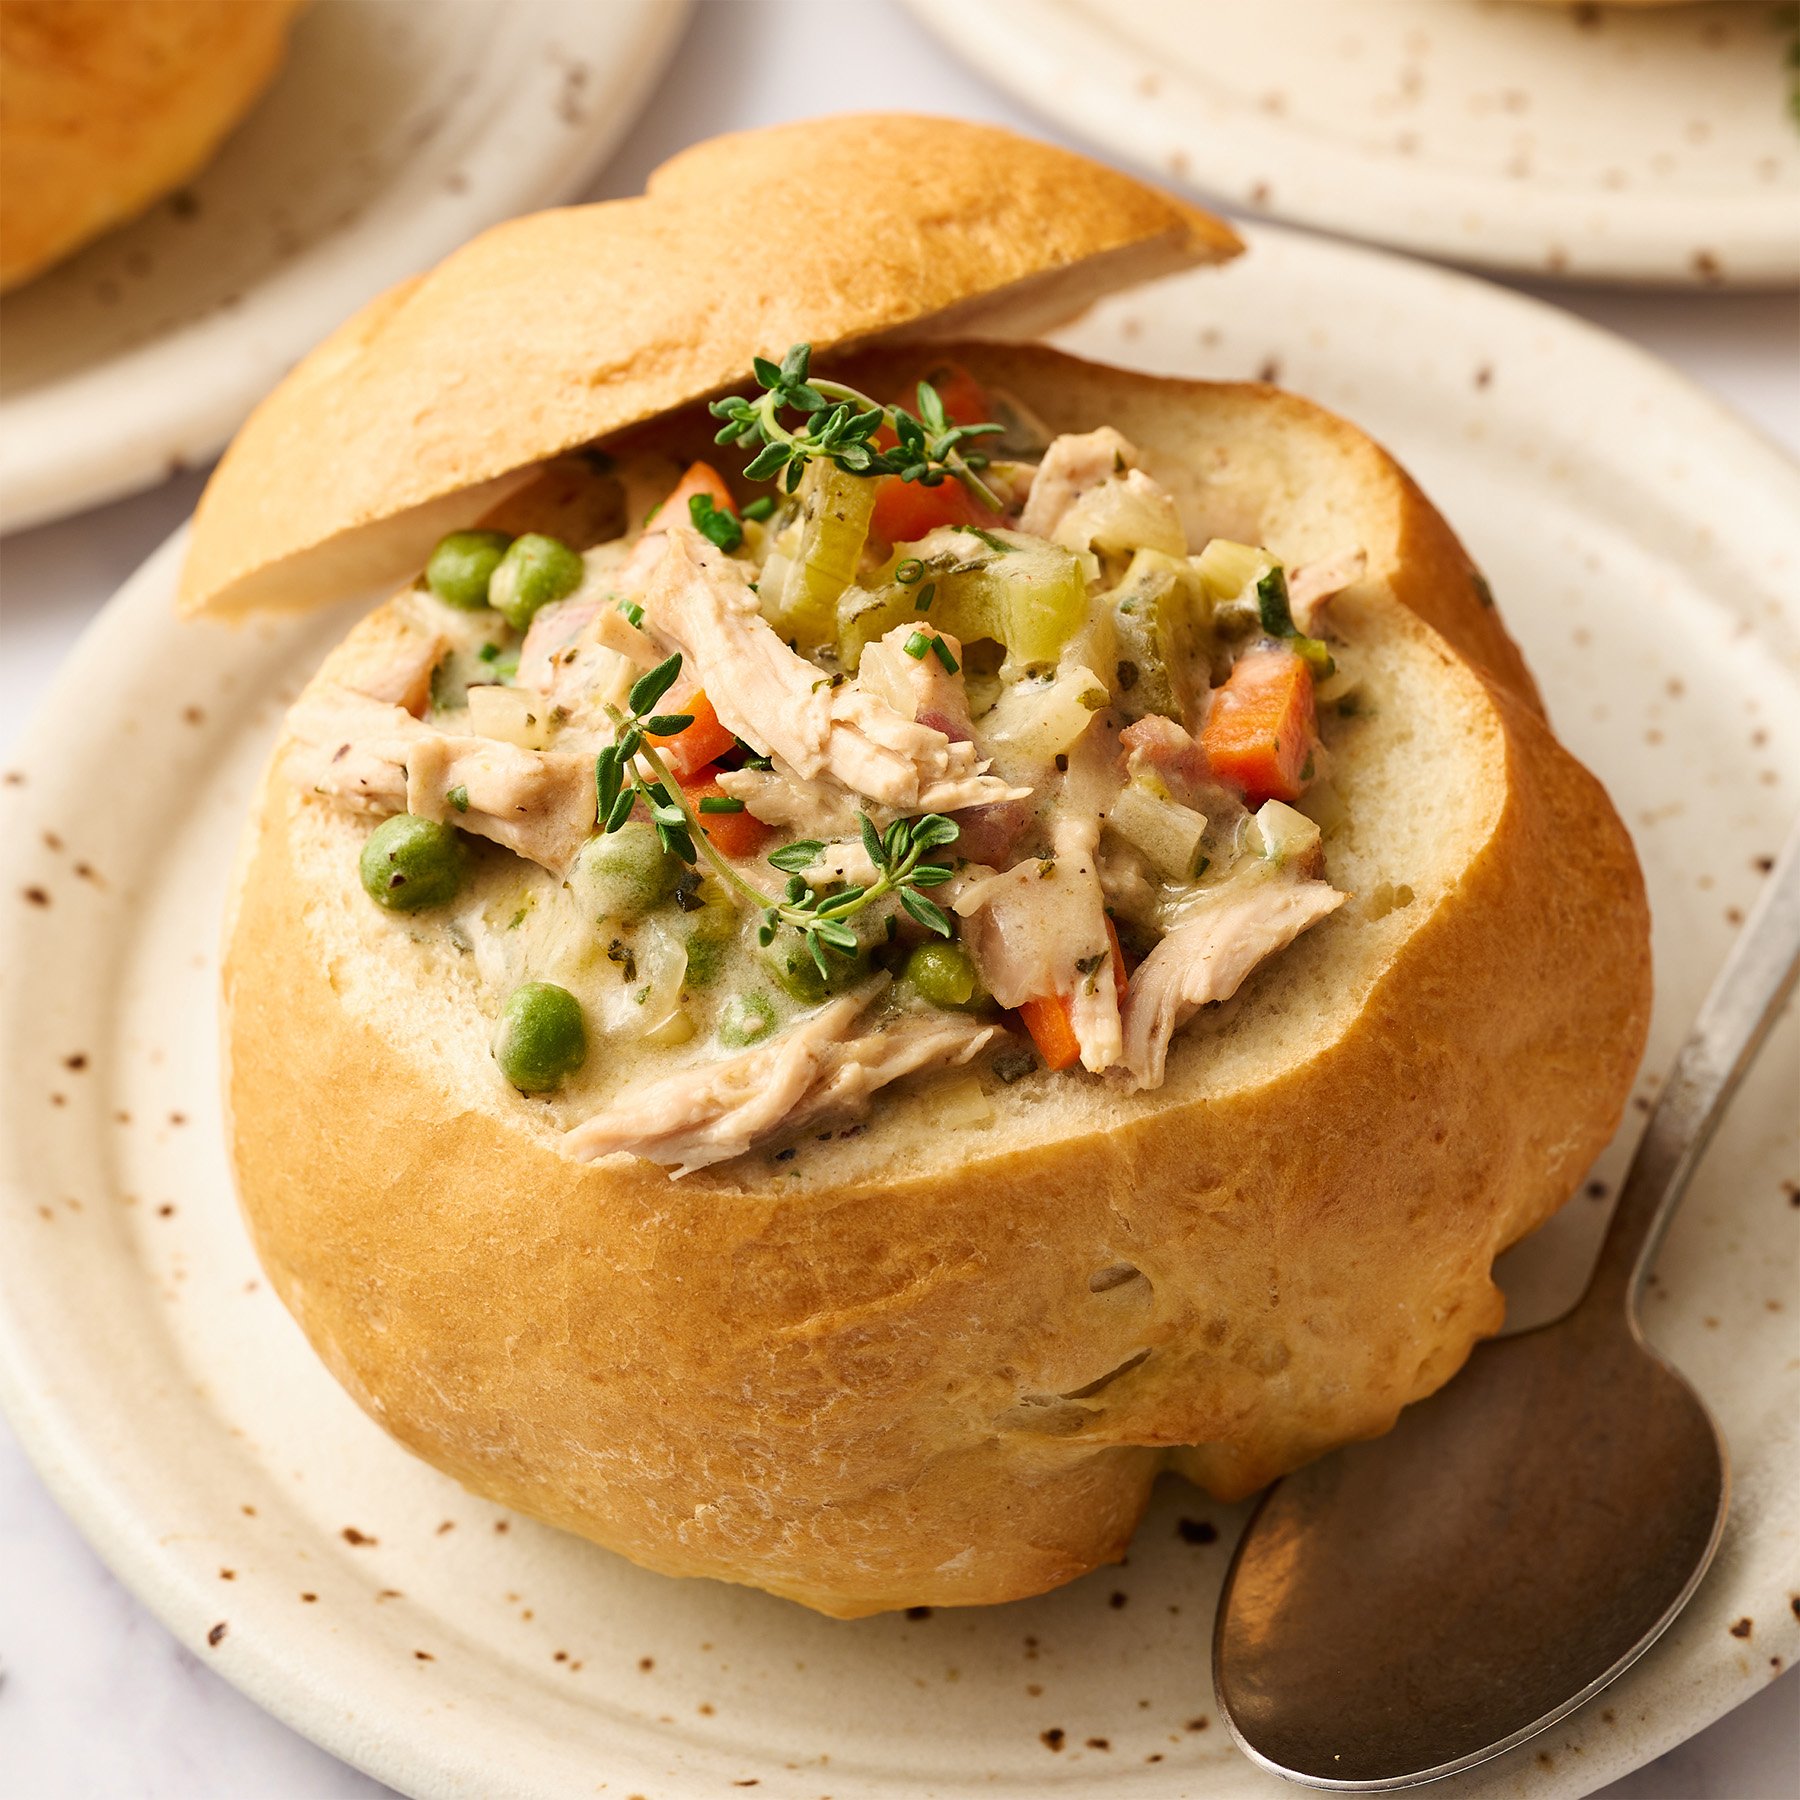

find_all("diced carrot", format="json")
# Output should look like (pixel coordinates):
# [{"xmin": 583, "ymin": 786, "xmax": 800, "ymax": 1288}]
[
  {"xmin": 678, "ymin": 764, "xmax": 773, "ymax": 860},
  {"xmin": 1019, "ymin": 994, "xmax": 1082, "ymax": 1072},
  {"xmin": 1200, "ymin": 646, "xmax": 1318, "ymax": 806},
  {"xmin": 871, "ymin": 474, "xmax": 986, "ymax": 545},
  {"xmin": 926, "ymin": 363, "xmax": 994, "ymax": 430},
  {"xmin": 646, "ymin": 460, "xmax": 736, "ymax": 530},
  {"xmin": 1016, "ymin": 919, "xmax": 1128, "ymax": 1074},
  {"xmin": 646, "ymin": 689, "xmax": 736, "ymax": 780},
  {"xmin": 872, "ymin": 361, "xmax": 992, "ymax": 450}
]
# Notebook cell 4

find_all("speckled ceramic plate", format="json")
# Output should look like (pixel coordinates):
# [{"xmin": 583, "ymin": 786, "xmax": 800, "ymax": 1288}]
[
  {"xmin": 0, "ymin": 0, "xmax": 689, "ymax": 534},
  {"xmin": 1, "ymin": 226, "xmax": 1796, "ymax": 1800},
  {"xmin": 903, "ymin": 0, "xmax": 1800, "ymax": 286}
]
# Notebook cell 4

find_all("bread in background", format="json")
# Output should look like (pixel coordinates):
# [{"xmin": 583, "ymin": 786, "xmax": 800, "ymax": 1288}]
[{"xmin": 0, "ymin": 0, "xmax": 306, "ymax": 293}]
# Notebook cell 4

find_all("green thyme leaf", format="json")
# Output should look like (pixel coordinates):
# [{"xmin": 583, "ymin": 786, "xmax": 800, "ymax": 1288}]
[
  {"xmin": 628, "ymin": 653, "xmax": 683, "ymax": 716},
  {"xmin": 768, "ymin": 840, "xmax": 825, "ymax": 873},
  {"xmin": 900, "ymin": 889, "xmax": 952, "ymax": 937}
]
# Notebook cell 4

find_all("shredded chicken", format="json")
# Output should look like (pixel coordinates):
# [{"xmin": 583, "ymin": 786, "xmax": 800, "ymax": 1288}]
[
  {"xmin": 343, "ymin": 622, "xmax": 446, "ymax": 717},
  {"xmin": 283, "ymin": 687, "xmax": 594, "ymax": 874},
  {"xmin": 1018, "ymin": 427, "xmax": 1138, "ymax": 539},
  {"xmin": 643, "ymin": 527, "xmax": 1025, "ymax": 813},
  {"xmin": 789, "ymin": 1013, "xmax": 999, "ymax": 1134},
  {"xmin": 405, "ymin": 738, "xmax": 597, "ymax": 875},
  {"xmin": 953, "ymin": 723, "xmax": 1123, "ymax": 1072},
  {"xmin": 517, "ymin": 592, "xmax": 658, "ymax": 704},
  {"xmin": 284, "ymin": 687, "xmax": 423, "ymax": 811},
  {"xmin": 800, "ymin": 840, "xmax": 882, "ymax": 888},
  {"xmin": 563, "ymin": 983, "xmax": 993, "ymax": 1173},
  {"xmin": 857, "ymin": 624, "xmax": 975, "ymax": 742},
  {"xmin": 1288, "ymin": 548, "xmax": 1367, "ymax": 636},
  {"xmin": 1120, "ymin": 877, "xmax": 1346, "ymax": 1088},
  {"xmin": 715, "ymin": 757, "xmax": 877, "ymax": 838}
]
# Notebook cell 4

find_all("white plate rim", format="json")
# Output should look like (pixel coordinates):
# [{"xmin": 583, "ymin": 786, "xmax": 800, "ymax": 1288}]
[
  {"xmin": 0, "ymin": 0, "xmax": 692, "ymax": 535},
  {"xmin": 901, "ymin": 0, "xmax": 1800, "ymax": 287},
  {"xmin": 1, "ymin": 221, "xmax": 1797, "ymax": 1799}
]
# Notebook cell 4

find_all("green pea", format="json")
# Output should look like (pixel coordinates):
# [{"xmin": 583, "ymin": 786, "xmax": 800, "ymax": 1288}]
[
  {"xmin": 573, "ymin": 823, "xmax": 679, "ymax": 923},
  {"xmin": 358, "ymin": 814, "xmax": 467, "ymax": 911},
  {"xmin": 764, "ymin": 934, "xmax": 869, "ymax": 1005},
  {"xmin": 489, "ymin": 533, "xmax": 584, "ymax": 630},
  {"xmin": 901, "ymin": 940, "xmax": 990, "ymax": 1012},
  {"xmin": 425, "ymin": 530, "xmax": 513, "ymax": 611},
  {"xmin": 718, "ymin": 991, "xmax": 778, "ymax": 1048},
  {"xmin": 493, "ymin": 981, "xmax": 587, "ymax": 1092}
]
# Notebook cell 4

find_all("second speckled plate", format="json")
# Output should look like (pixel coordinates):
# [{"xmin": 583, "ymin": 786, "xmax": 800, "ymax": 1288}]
[
  {"xmin": 1, "ymin": 225, "xmax": 1796, "ymax": 1799},
  {"xmin": 904, "ymin": 0, "xmax": 1800, "ymax": 285},
  {"xmin": 0, "ymin": 0, "xmax": 689, "ymax": 533}
]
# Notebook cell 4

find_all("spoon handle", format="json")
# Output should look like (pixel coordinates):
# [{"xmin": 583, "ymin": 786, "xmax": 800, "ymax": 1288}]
[{"xmin": 1585, "ymin": 813, "xmax": 1800, "ymax": 1317}]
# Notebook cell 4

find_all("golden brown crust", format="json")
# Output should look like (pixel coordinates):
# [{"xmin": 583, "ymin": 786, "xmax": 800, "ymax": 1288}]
[
  {"xmin": 224, "ymin": 352, "xmax": 1650, "ymax": 1616},
  {"xmin": 176, "ymin": 115, "xmax": 1239, "ymax": 621},
  {"xmin": 0, "ymin": 0, "xmax": 304, "ymax": 291}
]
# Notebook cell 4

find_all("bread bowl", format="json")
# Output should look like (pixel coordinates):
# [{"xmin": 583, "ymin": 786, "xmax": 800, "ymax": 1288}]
[
  {"xmin": 188, "ymin": 115, "xmax": 1651, "ymax": 1618},
  {"xmin": 0, "ymin": 0, "xmax": 306, "ymax": 292}
]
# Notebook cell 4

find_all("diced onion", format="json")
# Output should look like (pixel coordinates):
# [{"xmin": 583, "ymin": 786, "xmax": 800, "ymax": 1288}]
[
  {"xmin": 932, "ymin": 1073, "xmax": 995, "ymax": 1129},
  {"xmin": 1253, "ymin": 799, "xmax": 1322, "ymax": 867},
  {"xmin": 1108, "ymin": 782, "xmax": 1209, "ymax": 881},
  {"xmin": 982, "ymin": 663, "xmax": 1109, "ymax": 763},
  {"xmin": 467, "ymin": 684, "xmax": 552, "ymax": 750},
  {"xmin": 1195, "ymin": 538, "xmax": 1277, "ymax": 604},
  {"xmin": 642, "ymin": 1006, "xmax": 696, "ymax": 1048},
  {"xmin": 1053, "ymin": 471, "xmax": 1186, "ymax": 559}
]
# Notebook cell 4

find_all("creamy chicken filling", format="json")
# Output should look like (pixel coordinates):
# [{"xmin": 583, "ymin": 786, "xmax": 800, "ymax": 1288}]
[{"xmin": 292, "ymin": 353, "xmax": 1364, "ymax": 1172}]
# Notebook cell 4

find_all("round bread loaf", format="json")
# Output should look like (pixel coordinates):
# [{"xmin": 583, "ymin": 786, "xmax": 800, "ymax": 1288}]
[
  {"xmin": 194, "ymin": 117, "xmax": 1649, "ymax": 1615},
  {"xmin": 0, "ymin": 0, "xmax": 304, "ymax": 291},
  {"xmin": 222, "ymin": 340, "xmax": 1649, "ymax": 1616}
]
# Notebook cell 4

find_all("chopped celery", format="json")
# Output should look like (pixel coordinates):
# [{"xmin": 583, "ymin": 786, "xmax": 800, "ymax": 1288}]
[
  {"xmin": 780, "ymin": 463, "xmax": 876, "ymax": 646},
  {"xmin": 842, "ymin": 527, "xmax": 1088, "ymax": 669},
  {"xmin": 1108, "ymin": 549, "xmax": 1212, "ymax": 725}
]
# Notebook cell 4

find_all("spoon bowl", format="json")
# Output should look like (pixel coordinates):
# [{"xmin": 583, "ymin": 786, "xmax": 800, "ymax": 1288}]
[
  {"xmin": 1214, "ymin": 1308, "xmax": 1727, "ymax": 1788},
  {"xmin": 1214, "ymin": 812, "xmax": 1800, "ymax": 1789}
]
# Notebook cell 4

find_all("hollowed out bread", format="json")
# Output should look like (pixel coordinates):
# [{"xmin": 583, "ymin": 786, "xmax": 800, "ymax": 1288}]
[
  {"xmin": 0, "ymin": 0, "xmax": 305, "ymax": 291},
  {"xmin": 224, "ymin": 346, "xmax": 1651, "ymax": 1617}
]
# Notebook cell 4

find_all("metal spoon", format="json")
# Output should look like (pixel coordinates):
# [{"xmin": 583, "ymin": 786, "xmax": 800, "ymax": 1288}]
[{"xmin": 1213, "ymin": 815, "xmax": 1800, "ymax": 1790}]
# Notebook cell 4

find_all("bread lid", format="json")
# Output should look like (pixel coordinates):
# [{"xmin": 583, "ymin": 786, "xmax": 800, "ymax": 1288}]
[{"xmin": 177, "ymin": 113, "xmax": 1240, "ymax": 620}]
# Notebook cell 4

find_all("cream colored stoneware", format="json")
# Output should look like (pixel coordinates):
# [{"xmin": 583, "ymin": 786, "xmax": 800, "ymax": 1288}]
[
  {"xmin": 904, "ymin": 0, "xmax": 1800, "ymax": 286},
  {"xmin": 1, "ymin": 225, "xmax": 1796, "ymax": 1800},
  {"xmin": 0, "ymin": 0, "xmax": 689, "ymax": 534}
]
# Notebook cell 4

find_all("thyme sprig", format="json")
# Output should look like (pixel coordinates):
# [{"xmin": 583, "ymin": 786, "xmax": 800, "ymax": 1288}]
[
  {"xmin": 709, "ymin": 343, "xmax": 1005, "ymax": 511},
  {"xmin": 595, "ymin": 653, "xmax": 959, "ymax": 977}
]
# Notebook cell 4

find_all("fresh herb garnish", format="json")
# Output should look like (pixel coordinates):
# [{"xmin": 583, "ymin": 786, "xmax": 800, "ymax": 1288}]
[
  {"xmin": 446, "ymin": 784, "xmax": 469, "ymax": 813},
  {"xmin": 710, "ymin": 343, "xmax": 1005, "ymax": 508},
  {"xmin": 596, "ymin": 652, "xmax": 959, "ymax": 977},
  {"xmin": 618, "ymin": 598, "xmax": 645, "ymax": 629},
  {"xmin": 894, "ymin": 558, "xmax": 925, "ymax": 585},
  {"xmin": 477, "ymin": 642, "xmax": 501, "ymax": 664},
  {"xmin": 952, "ymin": 523, "xmax": 1014, "ymax": 554},
  {"xmin": 741, "ymin": 495, "xmax": 776, "ymax": 523},
  {"xmin": 1254, "ymin": 566, "xmax": 1335, "ymax": 679},
  {"xmin": 929, "ymin": 635, "xmax": 959, "ymax": 675},
  {"xmin": 903, "ymin": 631, "xmax": 930, "ymax": 660},
  {"xmin": 914, "ymin": 581, "xmax": 937, "ymax": 613},
  {"xmin": 689, "ymin": 492, "xmax": 744, "ymax": 554}
]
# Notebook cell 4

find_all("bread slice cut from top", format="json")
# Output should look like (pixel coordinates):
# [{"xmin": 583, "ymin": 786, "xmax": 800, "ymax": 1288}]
[{"xmin": 177, "ymin": 115, "xmax": 1239, "ymax": 621}]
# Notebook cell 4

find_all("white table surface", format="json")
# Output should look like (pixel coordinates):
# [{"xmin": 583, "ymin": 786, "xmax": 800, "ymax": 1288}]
[{"xmin": 2, "ymin": 2, "xmax": 1796, "ymax": 1794}]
